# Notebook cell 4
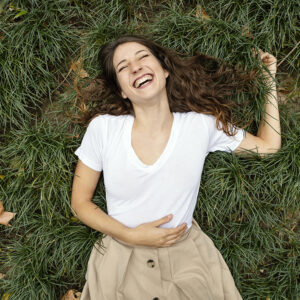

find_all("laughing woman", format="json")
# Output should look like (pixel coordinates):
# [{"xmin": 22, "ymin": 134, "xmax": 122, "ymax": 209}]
[{"xmin": 71, "ymin": 35, "xmax": 280, "ymax": 300}]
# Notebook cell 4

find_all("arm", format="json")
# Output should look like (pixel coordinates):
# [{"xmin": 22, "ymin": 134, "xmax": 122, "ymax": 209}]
[
  {"xmin": 234, "ymin": 50, "xmax": 281, "ymax": 156},
  {"xmin": 71, "ymin": 160, "xmax": 132, "ymax": 242},
  {"xmin": 71, "ymin": 160, "xmax": 187, "ymax": 247}
]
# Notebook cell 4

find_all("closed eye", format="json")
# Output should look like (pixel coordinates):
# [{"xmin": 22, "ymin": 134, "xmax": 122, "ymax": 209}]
[
  {"xmin": 118, "ymin": 65, "xmax": 127, "ymax": 72},
  {"xmin": 118, "ymin": 54, "xmax": 149, "ymax": 72},
  {"xmin": 139, "ymin": 54, "xmax": 149, "ymax": 59}
]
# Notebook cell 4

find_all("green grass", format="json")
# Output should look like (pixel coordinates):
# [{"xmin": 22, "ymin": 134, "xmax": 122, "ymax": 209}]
[{"xmin": 0, "ymin": 0, "xmax": 299, "ymax": 299}]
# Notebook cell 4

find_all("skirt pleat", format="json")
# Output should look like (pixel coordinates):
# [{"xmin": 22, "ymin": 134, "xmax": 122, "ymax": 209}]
[{"xmin": 81, "ymin": 219, "xmax": 243, "ymax": 300}]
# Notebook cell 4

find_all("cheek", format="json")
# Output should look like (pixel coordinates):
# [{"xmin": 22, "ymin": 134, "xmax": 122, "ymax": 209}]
[
  {"xmin": 115, "ymin": 74, "xmax": 126, "ymax": 89},
  {"xmin": 119, "ymin": 79, "xmax": 130, "ymax": 93},
  {"xmin": 115, "ymin": 74, "xmax": 132, "ymax": 98}
]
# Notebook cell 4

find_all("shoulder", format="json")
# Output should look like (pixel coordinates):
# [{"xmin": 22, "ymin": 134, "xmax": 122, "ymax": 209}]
[
  {"xmin": 88, "ymin": 113, "xmax": 129, "ymax": 129},
  {"xmin": 176, "ymin": 112, "xmax": 222, "ymax": 140},
  {"xmin": 80, "ymin": 114, "xmax": 129, "ymax": 149},
  {"xmin": 177, "ymin": 111, "xmax": 214, "ymax": 119},
  {"xmin": 177, "ymin": 111, "xmax": 215, "ymax": 126}
]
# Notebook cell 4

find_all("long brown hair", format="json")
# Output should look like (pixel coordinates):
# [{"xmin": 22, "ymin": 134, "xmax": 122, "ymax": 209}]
[{"xmin": 76, "ymin": 35, "xmax": 256, "ymax": 135}]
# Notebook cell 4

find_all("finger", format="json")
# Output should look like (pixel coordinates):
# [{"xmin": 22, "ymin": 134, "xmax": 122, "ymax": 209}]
[
  {"xmin": 259, "ymin": 51, "xmax": 276, "ymax": 62},
  {"xmin": 253, "ymin": 48, "xmax": 271, "ymax": 61},
  {"xmin": 152, "ymin": 214, "xmax": 173, "ymax": 227},
  {"xmin": 261, "ymin": 53, "xmax": 271, "ymax": 61},
  {"xmin": 176, "ymin": 223, "xmax": 188, "ymax": 234},
  {"xmin": 163, "ymin": 237, "xmax": 180, "ymax": 247},
  {"xmin": 262, "ymin": 53, "xmax": 276, "ymax": 63},
  {"xmin": 164, "ymin": 229, "xmax": 186, "ymax": 242},
  {"xmin": 251, "ymin": 47, "xmax": 264, "ymax": 57},
  {"xmin": 168, "ymin": 223, "xmax": 187, "ymax": 235},
  {"xmin": 251, "ymin": 47, "xmax": 259, "ymax": 56},
  {"xmin": 165, "ymin": 225, "xmax": 187, "ymax": 238},
  {"xmin": 258, "ymin": 48, "xmax": 264, "ymax": 55},
  {"xmin": 159, "ymin": 227, "xmax": 187, "ymax": 247}
]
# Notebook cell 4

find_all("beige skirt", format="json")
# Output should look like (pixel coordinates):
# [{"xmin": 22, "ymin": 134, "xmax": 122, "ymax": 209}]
[{"xmin": 81, "ymin": 219, "xmax": 243, "ymax": 300}]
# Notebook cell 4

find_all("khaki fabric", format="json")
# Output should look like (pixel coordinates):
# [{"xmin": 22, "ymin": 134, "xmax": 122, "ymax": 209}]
[{"xmin": 81, "ymin": 219, "xmax": 243, "ymax": 300}]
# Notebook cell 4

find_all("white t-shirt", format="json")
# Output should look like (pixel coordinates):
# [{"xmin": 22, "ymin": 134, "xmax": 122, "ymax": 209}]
[{"xmin": 75, "ymin": 111, "xmax": 245, "ymax": 230}]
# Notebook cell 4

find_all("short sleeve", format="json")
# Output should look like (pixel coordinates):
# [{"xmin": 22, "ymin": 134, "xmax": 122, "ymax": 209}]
[
  {"xmin": 74, "ymin": 117, "xmax": 104, "ymax": 171},
  {"xmin": 202, "ymin": 114, "xmax": 245, "ymax": 153}
]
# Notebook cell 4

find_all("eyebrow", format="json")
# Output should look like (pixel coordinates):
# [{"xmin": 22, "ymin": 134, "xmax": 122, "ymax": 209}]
[{"xmin": 116, "ymin": 50, "xmax": 148, "ymax": 68}]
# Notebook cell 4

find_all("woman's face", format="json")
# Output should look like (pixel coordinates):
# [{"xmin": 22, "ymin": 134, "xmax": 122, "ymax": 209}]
[{"xmin": 112, "ymin": 42, "xmax": 169, "ymax": 103}]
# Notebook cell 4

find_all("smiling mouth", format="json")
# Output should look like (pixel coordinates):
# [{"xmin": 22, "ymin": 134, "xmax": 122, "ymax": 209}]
[
  {"xmin": 133, "ymin": 74, "xmax": 154, "ymax": 88},
  {"xmin": 136, "ymin": 79, "xmax": 153, "ymax": 89}
]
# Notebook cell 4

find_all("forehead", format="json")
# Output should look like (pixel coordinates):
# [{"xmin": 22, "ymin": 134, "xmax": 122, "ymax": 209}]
[{"xmin": 113, "ymin": 42, "xmax": 150, "ymax": 66}]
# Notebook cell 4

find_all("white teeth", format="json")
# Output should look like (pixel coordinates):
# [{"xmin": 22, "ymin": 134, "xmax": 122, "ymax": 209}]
[{"xmin": 134, "ymin": 75, "xmax": 153, "ymax": 88}]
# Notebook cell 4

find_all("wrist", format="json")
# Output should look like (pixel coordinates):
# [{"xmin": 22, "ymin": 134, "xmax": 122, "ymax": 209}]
[
  {"xmin": 121, "ymin": 227, "xmax": 136, "ymax": 245},
  {"xmin": 264, "ymin": 73, "xmax": 276, "ymax": 84}
]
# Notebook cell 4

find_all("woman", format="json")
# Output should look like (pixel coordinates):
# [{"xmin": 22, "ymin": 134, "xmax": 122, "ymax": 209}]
[{"xmin": 71, "ymin": 35, "xmax": 280, "ymax": 300}]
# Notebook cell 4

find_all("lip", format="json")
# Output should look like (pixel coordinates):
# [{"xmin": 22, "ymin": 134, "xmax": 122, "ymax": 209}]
[{"xmin": 132, "ymin": 73, "xmax": 154, "ymax": 88}]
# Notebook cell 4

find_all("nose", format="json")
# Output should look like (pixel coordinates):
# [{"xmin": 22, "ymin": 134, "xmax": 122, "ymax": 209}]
[{"xmin": 129, "ymin": 60, "xmax": 142, "ymax": 74}]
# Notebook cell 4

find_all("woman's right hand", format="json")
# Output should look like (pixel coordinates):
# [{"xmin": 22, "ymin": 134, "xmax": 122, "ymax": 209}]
[{"xmin": 126, "ymin": 214, "xmax": 188, "ymax": 248}]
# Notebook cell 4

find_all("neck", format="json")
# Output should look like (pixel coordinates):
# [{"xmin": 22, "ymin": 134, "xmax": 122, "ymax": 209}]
[
  {"xmin": 132, "ymin": 110, "xmax": 173, "ymax": 136},
  {"xmin": 131, "ymin": 91, "xmax": 173, "ymax": 134}
]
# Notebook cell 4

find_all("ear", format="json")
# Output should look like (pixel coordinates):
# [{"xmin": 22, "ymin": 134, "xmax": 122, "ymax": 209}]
[
  {"xmin": 164, "ymin": 69, "xmax": 169, "ymax": 79},
  {"xmin": 121, "ymin": 91, "xmax": 127, "ymax": 99}
]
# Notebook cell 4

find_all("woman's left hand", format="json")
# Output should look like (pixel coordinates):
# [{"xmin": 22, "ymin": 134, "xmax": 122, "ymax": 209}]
[{"xmin": 254, "ymin": 48, "xmax": 277, "ymax": 78}]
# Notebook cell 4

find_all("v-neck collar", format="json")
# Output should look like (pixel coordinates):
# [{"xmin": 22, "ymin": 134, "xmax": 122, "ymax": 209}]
[{"xmin": 124, "ymin": 112, "xmax": 178, "ymax": 172}]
